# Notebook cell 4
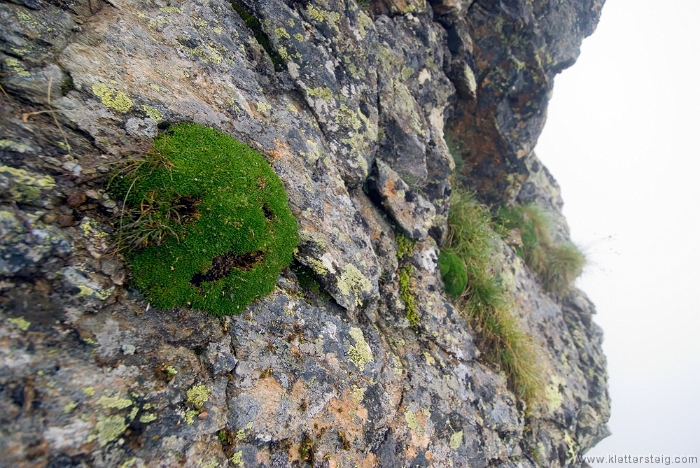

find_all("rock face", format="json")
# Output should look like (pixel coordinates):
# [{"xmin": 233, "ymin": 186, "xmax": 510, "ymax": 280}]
[{"xmin": 0, "ymin": 0, "xmax": 609, "ymax": 466}]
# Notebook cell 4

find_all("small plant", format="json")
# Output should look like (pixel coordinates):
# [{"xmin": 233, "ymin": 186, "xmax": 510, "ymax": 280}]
[
  {"xmin": 496, "ymin": 203, "xmax": 585, "ymax": 295},
  {"xmin": 438, "ymin": 250, "xmax": 467, "ymax": 298},
  {"xmin": 443, "ymin": 189, "xmax": 546, "ymax": 408},
  {"xmin": 111, "ymin": 123, "xmax": 299, "ymax": 316}
]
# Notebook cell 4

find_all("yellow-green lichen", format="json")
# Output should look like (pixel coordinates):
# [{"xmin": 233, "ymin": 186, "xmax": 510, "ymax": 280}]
[
  {"xmin": 87, "ymin": 414, "xmax": 127, "ymax": 446},
  {"xmin": 335, "ymin": 104, "xmax": 362, "ymax": 131},
  {"xmin": 306, "ymin": 86, "xmax": 333, "ymax": 101},
  {"xmin": 187, "ymin": 385, "xmax": 211, "ymax": 408},
  {"xmin": 80, "ymin": 218, "xmax": 109, "ymax": 239},
  {"xmin": 199, "ymin": 461, "xmax": 219, "ymax": 468},
  {"xmin": 450, "ymin": 430, "xmax": 463, "ymax": 450},
  {"xmin": 0, "ymin": 140, "xmax": 32, "ymax": 153},
  {"xmin": 423, "ymin": 352, "xmax": 436, "ymax": 366},
  {"xmin": 351, "ymin": 385, "xmax": 366, "ymax": 403},
  {"xmin": 63, "ymin": 401, "xmax": 78, "ymax": 413},
  {"xmin": 404, "ymin": 410, "xmax": 423, "ymax": 435},
  {"xmin": 76, "ymin": 282, "xmax": 113, "ymax": 300},
  {"xmin": 97, "ymin": 393, "xmax": 133, "ymax": 410},
  {"xmin": 401, "ymin": 66, "xmax": 414, "ymax": 81},
  {"xmin": 119, "ymin": 457, "xmax": 138, "ymax": 468},
  {"xmin": 185, "ymin": 409, "xmax": 198, "ymax": 425},
  {"xmin": 274, "ymin": 27, "xmax": 291, "ymax": 39},
  {"xmin": 7, "ymin": 317, "xmax": 31, "ymax": 331},
  {"xmin": 83, "ymin": 387, "xmax": 95, "ymax": 396},
  {"xmin": 337, "ymin": 264, "xmax": 372, "ymax": 306},
  {"xmin": 0, "ymin": 165, "xmax": 56, "ymax": 203},
  {"xmin": 149, "ymin": 17, "xmax": 171, "ymax": 28},
  {"xmin": 390, "ymin": 79, "xmax": 424, "ymax": 136},
  {"xmin": 545, "ymin": 375, "xmax": 565, "ymax": 413},
  {"xmin": 256, "ymin": 101, "xmax": 271, "ymax": 113},
  {"xmin": 17, "ymin": 10, "xmax": 32, "ymax": 21},
  {"xmin": 159, "ymin": 6, "xmax": 181, "ymax": 13},
  {"xmin": 142, "ymin": 105, "xmax": 163, "ymax": 121},
  {"xmin": 139, "ymin": 413, "xmax": 157, "ymax": 423},
  {"xmin": 4, "ymin": 57, "xmax": 30, "ymax": 77},
  {"xmin": 278, "ymin": 47, "xmax": 291, "ymax": 61},
  {"xmin": 307, "ymin": 5, "xmax": 326, "ymax": 22},
  {"xmin": 392, "ymin": 354, "xmax": 403, "ymax": 375},
  {"xmin": 347, "ymin": 326, "xmax": 373, "ymax": 372},
  {"xmin": 235, "ymin": 429, "xmax": 246, "ymax": 440},
  {"xmin": 231, "ymin": 451, "xmax": 244, "ymax": 467},
  {"xmin": 92, "ymin": 83, "xmax": 133, "ymax": 113},
  {"xmin": 294, "ymin": 33, "xmax": 304, "ymax": 42},
  {"xmin": 357, "ymin": 12, "xmax": 372, "ymax": 37},
  {"xmin": 564, "ymin": 431, "xmax": 578, "ymax": 464}
]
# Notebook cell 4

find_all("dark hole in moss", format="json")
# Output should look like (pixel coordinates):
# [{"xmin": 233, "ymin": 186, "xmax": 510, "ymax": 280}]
[
  {"xmin": 262, "ymin": 203, "xmax": 275, "ymax": 220},
  {"xmin": 171, "ymin": 195, "xmax": 201, "ymax": 224},
  {"xmin": 190, "ymin": 250, "xmax": 265, "ymax": 287}
]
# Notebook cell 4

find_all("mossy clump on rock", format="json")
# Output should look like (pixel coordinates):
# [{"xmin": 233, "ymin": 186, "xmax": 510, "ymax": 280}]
[
  {"xmin": 438, "ymin": 250, "xmax": 467, "ymax": 298},
  {"xmin": 112, "ymin": 123, "xmax": 299, "ymax": 316}
]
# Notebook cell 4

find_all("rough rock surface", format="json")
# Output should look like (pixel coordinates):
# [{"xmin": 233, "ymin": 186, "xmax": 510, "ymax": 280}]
[
  {"xmin": 368, "ymin": 159, "xmax": 436, "ymax": 241},
  {"xmin": 0, "ymin": 0, "xmax": 609, "ymax": 466}
]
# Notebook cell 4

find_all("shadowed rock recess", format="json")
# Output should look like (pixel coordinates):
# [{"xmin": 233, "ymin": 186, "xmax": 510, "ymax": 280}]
[{"xmin": 0, "ymin": 0, "xmax": 609, "ymax": 466}]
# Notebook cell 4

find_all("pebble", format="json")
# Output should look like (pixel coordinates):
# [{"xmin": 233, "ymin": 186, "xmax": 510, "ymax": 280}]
[
  {"xmin": 67, "ymin": 191, "xmax": 87, "ymax": 207},
  {"xmin": 57, "ymin": 214, "xmax": 75, "ymax": 227}
]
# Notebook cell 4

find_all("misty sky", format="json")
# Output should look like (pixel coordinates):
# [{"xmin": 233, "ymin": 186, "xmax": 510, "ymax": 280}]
[{"xmin": 534, "ymin": 0, "xmax": 700, "ymax": 463}]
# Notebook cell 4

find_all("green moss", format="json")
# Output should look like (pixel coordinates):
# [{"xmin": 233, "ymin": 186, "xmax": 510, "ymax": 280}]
[
  {"xmin": 438, "ymin": 250, "xmax": 468, "ymax": 298},
  {"xmin": 111, "ymin": 123, "xmax": 299, "ymax": 316},
  {"xmin": 396, "ymin": 233, "xmax": 415, "ymax": 260},
  {"xmin": 399, "ymin": 266, "xmax": 419, "ymax": 326}
]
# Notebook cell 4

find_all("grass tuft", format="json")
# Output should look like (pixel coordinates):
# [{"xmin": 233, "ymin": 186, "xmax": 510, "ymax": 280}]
[
  {"xmin": 110, "ymin": 123, "xmax": 299, "ymax": 316},
  {"xmin": 443, "ymin": 189, "xmax": 546, "ymax": 408},
  {"xmin": 496, "ymin": 203, "xmax": 585, "ymax": 296}
]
